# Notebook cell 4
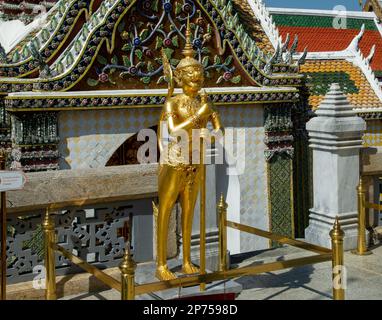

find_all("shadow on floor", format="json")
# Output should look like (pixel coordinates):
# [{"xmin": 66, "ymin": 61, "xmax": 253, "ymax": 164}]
[{"xmin": 232, "ymin": 253, "xmax": 333, "ymax": 300}]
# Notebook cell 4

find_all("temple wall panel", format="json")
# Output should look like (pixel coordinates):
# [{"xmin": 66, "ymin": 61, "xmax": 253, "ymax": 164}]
[
  {"xmin": 58, "ymin": 108, "xmax": 161, "ymax": 169},
  {"xmin": 363, "ymin": 120, "xmax": 382, "ymax": 147},
  {"xmin": 218, "ymin": 104, "xmax": 269, "ymax": 253}
]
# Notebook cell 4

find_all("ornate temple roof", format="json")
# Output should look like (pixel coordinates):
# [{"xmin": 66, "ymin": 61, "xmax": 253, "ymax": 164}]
[
  {"xmin": 0, "ymin": 1, "xmax": 58, "ymax": 24},
  {"xmin": 0, "ymin": 0, "xmax": 92, "ymax": 76},
  {"xmin": 270, "ymin": 7, "xmax": 382, "ymax": 113},
  {"xmin": 271, "ymin": 9, "xmax": 382, "ymax": 73},
  {"xmin": 301, "ymin": 60, "xmax": 382, "ymax": 110},
  {"xmin": 363, "ymin": 0, "xmax": 382, "ymax": 19},
  {"xmin": 231, "ymin": 0, "xmax": 274, "ymax": 53},
  {"xmin": 0, "ymin": 0, "xmax": 304, "ymax": 109}
]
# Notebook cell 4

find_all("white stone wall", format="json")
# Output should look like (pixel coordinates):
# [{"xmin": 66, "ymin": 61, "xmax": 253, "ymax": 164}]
[
  {"xmin": 58, "ymin": 108, "xmax": 161, "ymax": 169},
  {"xmin": 218, "ymin": 105, "xmax": 269, "ymax": 254}
]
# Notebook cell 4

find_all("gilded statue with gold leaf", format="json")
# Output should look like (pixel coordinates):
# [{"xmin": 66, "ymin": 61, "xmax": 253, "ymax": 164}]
[{"xmin": 154, "ymin": 20, "xmax": 223, "ymax": 281}]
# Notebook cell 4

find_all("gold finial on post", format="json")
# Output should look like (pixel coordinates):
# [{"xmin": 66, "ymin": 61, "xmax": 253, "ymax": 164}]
[
  {"xmin": 218, "ymin": 194, "xmax": 228, "ymax": 272},
  {"xmin": 218, "ymin": 193, "xmax": 228, "ymax": 211},
  {"xmin": 119, "ymin": 243, "xmax": 137, "ymax": 300},
  {"xmin": 42, "ymin": 208, "xmax": 57, "ymax": 300},
  {"xmin": 352, "ymin": 176, "xmax": 372, "ymax": 255},
  {"xmin": 330, "ymin": 217, "xmax": 345, "ymax": 300}
]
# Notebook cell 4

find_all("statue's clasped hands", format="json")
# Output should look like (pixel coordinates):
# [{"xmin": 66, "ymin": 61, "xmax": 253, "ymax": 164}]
[
  {"xmin": 198, "ymin": 89, "xmax": 213, "ymax": 118},
  {"xmin": 198, "ymin": 89, "xmax": 216, "ymax": 140}
]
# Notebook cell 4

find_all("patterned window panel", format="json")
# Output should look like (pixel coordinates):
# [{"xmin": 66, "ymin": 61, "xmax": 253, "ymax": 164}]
[
  {"xmin": 6, "ymin": 199, "xmax": 153, "ymax": 284},
  {"xmin": 268, "ymin": 153, "xmax": 294, "ymax": 247}
]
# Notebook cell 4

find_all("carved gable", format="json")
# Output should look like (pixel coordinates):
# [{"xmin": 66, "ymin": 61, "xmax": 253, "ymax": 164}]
[{"xmin": 79, "ymin": 0, "xmax": 255, "ymax": 90}]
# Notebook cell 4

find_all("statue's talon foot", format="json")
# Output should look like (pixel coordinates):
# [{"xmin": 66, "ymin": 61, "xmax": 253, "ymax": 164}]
[
  {"xmin": 155, "ymin": 266, "xmax": 177, "ymax": 281},
  {"xmin": 182, "ymin": 263, "xmax": 200, "ymax": 274}
]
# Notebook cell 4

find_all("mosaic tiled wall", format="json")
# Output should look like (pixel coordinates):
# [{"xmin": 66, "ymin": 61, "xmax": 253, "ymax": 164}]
[
  {"xmin": 292, "ymin": 98, "xmax": 312, "ymax": 239},
  {"xmin": 58, "ymin": 108, "xmax": 161, "ymax": 169},
  {"xmin": 268, "ymin": 154, "xmax": 294, "ymax": 242},
  {"xmin": 263, "ymin": 102, "xmax": 296, "ymax": 242},
  {"xmin": 219, "ymin": 105, "xmax": 269, "ymax": 252},
  {"xmin": 293, "ymin": 133, "xmax": 311, "ymax": 238},
  {"xmin": 364, "ymin": 120, "xmax": 382, "ymax": 147}
]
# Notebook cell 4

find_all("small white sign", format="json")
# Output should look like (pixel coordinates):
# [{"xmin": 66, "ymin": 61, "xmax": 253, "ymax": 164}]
[{"xmin": 0, "ymin": 171, "xmax": 26, "ymax": 192}]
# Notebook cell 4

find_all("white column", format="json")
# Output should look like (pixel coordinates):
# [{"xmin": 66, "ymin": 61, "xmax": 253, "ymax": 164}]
[{"xmin": 305, "ymin": 83, "xmax": 366, "ymax": 250}]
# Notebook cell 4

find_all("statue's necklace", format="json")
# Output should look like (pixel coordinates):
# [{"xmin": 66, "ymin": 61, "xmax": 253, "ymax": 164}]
[{"xmin": 181, "ymin": 97, "xmax": 199, "ymax": 117}]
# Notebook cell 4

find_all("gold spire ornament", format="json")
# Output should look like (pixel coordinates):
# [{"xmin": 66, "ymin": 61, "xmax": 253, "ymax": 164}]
[
  {"xmin": 176, "ymin": 18, "xmax": 200, "ymax": 72},
  {"xmin": 155, "ymin": 17, "xmax": 224, "ymax": 281},
  {"xmin": 181, "ymin": 18, "xmax": 195, "ymax": 56}
]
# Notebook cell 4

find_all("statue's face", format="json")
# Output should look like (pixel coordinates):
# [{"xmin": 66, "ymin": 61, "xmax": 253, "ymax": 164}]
[{"xmin": 180, "ymin": 65, "xmax": 204, "ymax": 94}]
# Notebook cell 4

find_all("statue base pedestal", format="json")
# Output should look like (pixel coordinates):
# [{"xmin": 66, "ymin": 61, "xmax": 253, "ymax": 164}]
[{"xmin": 135, "ymin": 259, "xmax": 242, "ymax": 300}]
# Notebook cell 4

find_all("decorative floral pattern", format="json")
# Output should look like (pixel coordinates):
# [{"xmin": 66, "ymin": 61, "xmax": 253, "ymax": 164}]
[
  {"xmin": 0, "ymin": 0, "xmax": 303, "ymax": 93},
  {"xmin": 87, "ymin": 0, "xmax": 240, "ymax": 87},
  {"xmin": 5, "ymin": 90, "xmax": 300, "ymax": 110},
  {"xmin": 10, "ymin": 112, "xmax": 60, "ymax": 172},
  {"xmin": 264, "ymin": 104, "xmax": 295, "ymax": 162}
]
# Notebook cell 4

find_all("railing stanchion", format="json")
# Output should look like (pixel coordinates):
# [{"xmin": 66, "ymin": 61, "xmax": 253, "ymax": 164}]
[
  {"xmin": 120, "ymin": 244, "xmax": 136, "ymax": 300},
  {"xmin": 42, "ymin": 208, "xmax": 57, "ymax": 300},
  {"xmin": 330, "ymin": 217, "xmax": 345, "ymax": 300},
  {"xmin": 352, "ymin": 176, "xmax": 372, "ymax": 255},
  {"xmin": 218, "ymin": 194, "xmax": 228, "ymax": 272}
]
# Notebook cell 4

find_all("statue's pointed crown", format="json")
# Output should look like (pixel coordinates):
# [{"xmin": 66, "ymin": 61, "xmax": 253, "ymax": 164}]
[
  {"xmin": 176, "ymin": 17, "xmax": 202, "ymax": 70},
  {"xmin": 182, "ymin": 17, "xmax": 195, "ymax": 58}
]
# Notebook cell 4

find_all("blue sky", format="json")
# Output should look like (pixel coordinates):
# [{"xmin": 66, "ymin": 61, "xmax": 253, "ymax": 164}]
[{"xmin": 264, "ymin": 0, "xmax": 362, "ymax": 11}]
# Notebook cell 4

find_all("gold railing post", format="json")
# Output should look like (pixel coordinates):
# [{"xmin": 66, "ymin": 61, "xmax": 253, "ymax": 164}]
[
  {"xmin": 0, "ymin": 150, "xmax": 6, "ymax": 300},
  {"xmin": 200, "ymin": 137, "xmax": 206, "ymax": 291},
  {"xmin": 218, "ymin": 194, "xmax": 228, "ymax": 272},
  {"xmin": 42, "ymin": 208, "xmax": 57, "ymax": 300},
  {"xmin": 330, "ymin": 217, "xmax": 345, "ymax": 300},
  {"xmin": 119, "ymin": 245, "xmax": 136, "ymax": 300},
  {"xmin": 352, "ymin": 176, "xmax": 372, "ymax": 255}
]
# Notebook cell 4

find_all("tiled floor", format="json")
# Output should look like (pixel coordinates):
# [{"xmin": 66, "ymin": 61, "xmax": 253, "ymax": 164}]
[
  {"xmin": 234, "ymin": 245, "xmax": 382, "ymax": 300},
  {"xmin": 60, "ymin": 245, "xmax": 382, "ymax": 300}
]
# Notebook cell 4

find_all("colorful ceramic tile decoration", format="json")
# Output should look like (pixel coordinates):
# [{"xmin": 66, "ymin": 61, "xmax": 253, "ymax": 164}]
[
  {"xmin": 0, "ymin": 0, "xmax": 93, "ymax": 77},
  {"xmin": 0, "ymin": 0, "xmax": 58, "ymax": 24},
  {"xmin": 364, "ymin": 120, "xmax": 382, "ymax": 146},
  {"xmin": 273, "ymin": 13, "xmax": 382, "ymax": 72},
  {"xmin": 0, "ymin": 0, "xmax": 304, "ymax": 93},
  {"xmin": 301, "ymin": 60, "xmax": 382, "ymax": 110}
]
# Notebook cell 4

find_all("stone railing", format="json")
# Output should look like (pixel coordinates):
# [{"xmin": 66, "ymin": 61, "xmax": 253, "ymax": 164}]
[{"xmin": 5, "ymin": 164, "xmax": 178, "ymax": 284}]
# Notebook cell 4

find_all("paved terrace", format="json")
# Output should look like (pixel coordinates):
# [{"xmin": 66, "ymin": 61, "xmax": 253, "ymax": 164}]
[{"xmin": 58, "ymin": 244, "xmax": 382, "ymax": 300}]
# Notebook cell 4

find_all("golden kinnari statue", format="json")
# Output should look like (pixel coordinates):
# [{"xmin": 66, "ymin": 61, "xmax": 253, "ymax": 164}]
[{"xmin": 154, "ymin": 20, "xmax": 223, "ymax": 281}]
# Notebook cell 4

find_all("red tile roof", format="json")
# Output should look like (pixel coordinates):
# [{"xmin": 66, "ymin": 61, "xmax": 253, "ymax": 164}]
[
  {"xmin": 277, "ymin": 26, "xmax": 382, "ymax": 71},
  {"xmin": 272, "ymin": 13, "xmax": 382, "ymax": 72}
]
